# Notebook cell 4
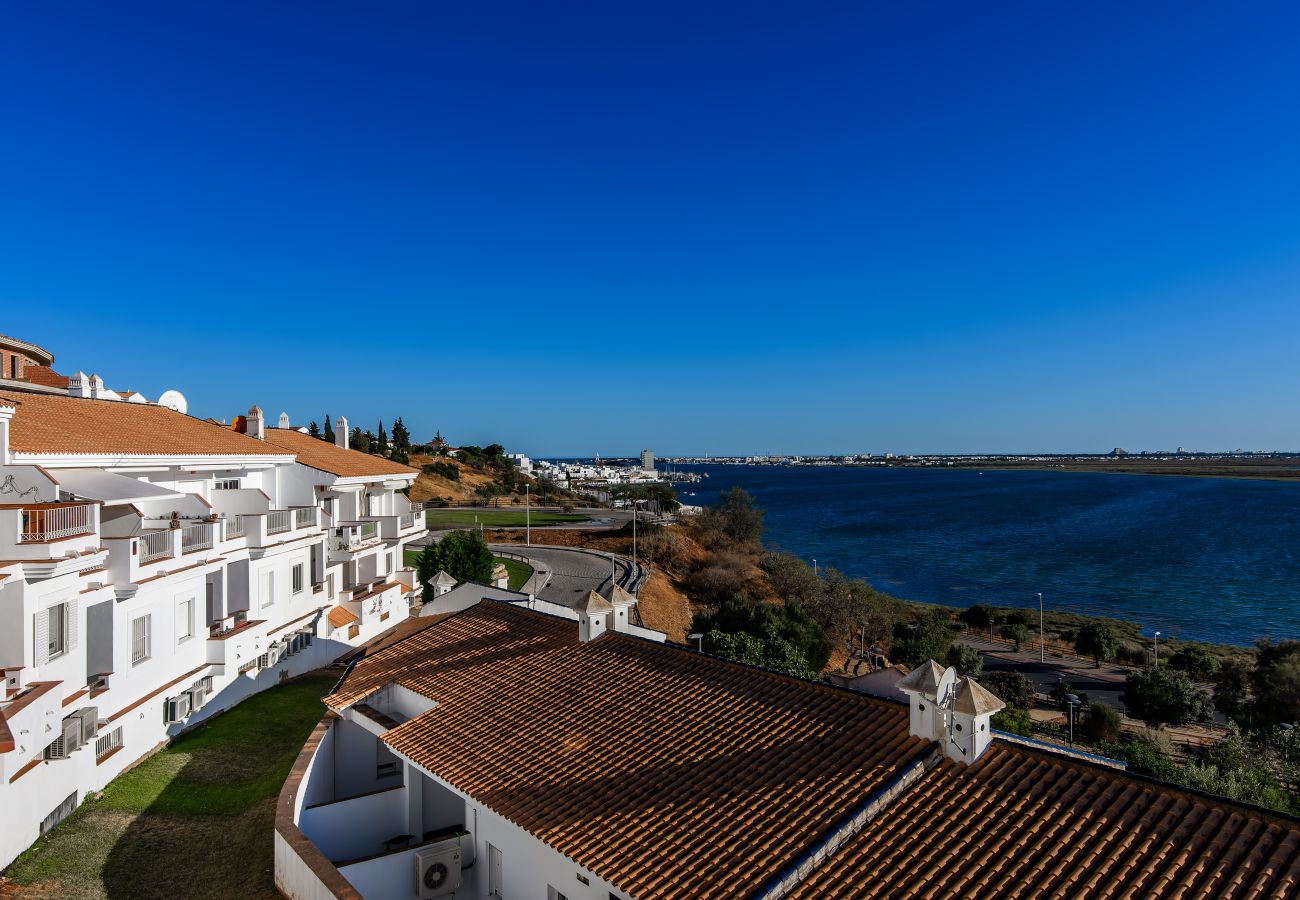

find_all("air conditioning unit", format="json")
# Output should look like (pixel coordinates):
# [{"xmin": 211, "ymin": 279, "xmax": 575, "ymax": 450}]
[
  {"xmin": 415, "ymin": 841, "xmax": 462, "ymax": 899},
  {"xmin": 73, "ymin": 707, "xmax": 99, "ymax": 744},
  {"xmin": 164, "ymin": 693, "xmax": 192, "ymax": 724},
  {"xmin": 187, "ymin": 685, "xmax": 208, "ymax": 709},
  {"xmin": 47, "ymin": 716, "xmax": 84, "ymax": 759}
]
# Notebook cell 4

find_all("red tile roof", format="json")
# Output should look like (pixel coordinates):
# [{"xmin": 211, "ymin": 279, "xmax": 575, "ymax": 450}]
[
  {"xmin": 328, "ymin": 602, "xmax": 924, "ymax": 899},
  {"xmin": 261, "ymin": 428, "xmax": 418, "ymax": 479},
  {"xmin": 790, "ymin": 743, "xmax": 1300, "ymax": 898},
  {"xmin": 327, "ymin": 606, "xmax": 359, "ymax": 628},
  {"xmin": 0, "ymin": 390, "xmax": 290, "ymax": 457}
]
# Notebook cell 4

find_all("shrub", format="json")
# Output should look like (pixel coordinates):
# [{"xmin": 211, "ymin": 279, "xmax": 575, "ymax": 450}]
[
  {"xmin": 958, "ymin": 604, "xmax": 995, "ymax": 634},
  {"xmin": 1084, "ymin": 702, "xmax": 1124, "ymax": 743},
  {"xmin": 1000, "ymin": 623, "xmax": 1030, "ymax": 650},
  {"xmin": 1168, "ymin": 644, "xmax": 1221, "ymax": 682},
  {"xmin": 892, "ymin": 608, "xmax": 956, "ymax": 669},
  {"xmin": 415, "ymin": 530, "xmax": 495, "ymax": 590},
  {"xmin": 422, "ymin": 461, "xmax": 460, "ymax": 481},
  {"xmin": 979, "ymin": 671, "xmax": 1035, "ymax": 710},
  {"xmin": 1250, "ymin": 639, "xmax": 1300, "ymax": 728},
  {"xmin": 991, "ymin": 707, "xmax": 1034, "ymax": 737},
  {"xmin": 1122, "ymin": 666, "xmax": 1214, "ymax": 729},
  {"xmin": 946, "ymin": 643, "xmax": 983, "ymax": 677},
  {"xmin": 699, "ymin": 487, "xmax": 764, "ymax": 545}
]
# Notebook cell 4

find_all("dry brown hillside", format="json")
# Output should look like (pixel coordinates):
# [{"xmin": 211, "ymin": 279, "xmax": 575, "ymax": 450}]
[{"xmin": 408, "ymin": 453, "xmax": 524, "ymax": 505}]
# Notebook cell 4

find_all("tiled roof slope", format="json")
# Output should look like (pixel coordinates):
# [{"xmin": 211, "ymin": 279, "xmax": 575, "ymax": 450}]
[
  {"xmin": 261, "ymin": 428, "xmax": 417, "ymax": 478},
  {"xmin": 18, "ymin": 365, "xmax": 69, "ymax": 389},
  {"xmin": 791, "ymin": 743, "xmax": 1300, "ymax": 899},
  {"xmin": 328, "ymin": 602, "xmax": 925, "ymax": 899},
  {"xmin": 0, "ymin": 390, "xmax": 292, "ymax": 457}
]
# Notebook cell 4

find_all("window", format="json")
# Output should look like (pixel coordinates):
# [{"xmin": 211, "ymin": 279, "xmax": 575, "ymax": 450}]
[
  {"xmin": 547, "ymin": 888, "xmax": 568, "ymax": 900},
  {"xmin": 488, "ymin": 845, "xmax": 503, "ymax": 898},
  {"xmin": 214, "ymin": 478, "xmax": 241, "ymax": 490},
  {"xmin": 47, "ymin": 602, "xmax": 69, "ymax": 660},
  {"xmin": 261, "ymin": 571, "xmax": 275, "ymax": 609},
  {"xmin": 178, "ymin": 597, "xmax": 194, "ymax": 642},
  {"xmin": 131, "ymin": 615, "xmax": 151, "ymax": 665},
  {"xmin": 292, "ymin": 564, "xmax": 304, "ymax": 595}
]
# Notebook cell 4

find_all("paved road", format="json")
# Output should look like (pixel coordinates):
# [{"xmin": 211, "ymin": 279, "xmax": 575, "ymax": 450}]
[{"xmin": 488, "ymin": 544, "xmax": 641, "ymax": 609}]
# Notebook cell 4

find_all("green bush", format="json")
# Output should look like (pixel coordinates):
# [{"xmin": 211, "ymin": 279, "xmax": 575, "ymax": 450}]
[
  {"xmin": 946, "ymin": 643, "xmax": 983, "ymax": 677},
  {"xmin": 1084, "ymin": 702, "xmax": 1124, "ymax": 743},
  {"xmin": 991, "ymin": 707, "xmax": 1034, "ymax": 737},
  {"xmin": 979, "ymin": 671, "xmax": 1035, "ymax": 710}
]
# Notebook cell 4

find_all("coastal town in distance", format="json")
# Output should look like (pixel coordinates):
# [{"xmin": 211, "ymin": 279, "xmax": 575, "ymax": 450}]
[{"xmin": 6, "ymin": 4, "xmax": 1300, "ymax": 899}]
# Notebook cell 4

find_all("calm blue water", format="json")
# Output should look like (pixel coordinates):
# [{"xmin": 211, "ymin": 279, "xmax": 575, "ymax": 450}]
[{"xmin": 674, "ymin": 465, "xmax": 1300, "ymax": 646}]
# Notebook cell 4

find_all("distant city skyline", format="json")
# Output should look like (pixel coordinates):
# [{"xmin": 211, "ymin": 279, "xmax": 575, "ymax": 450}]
[{"xmin": 5, "ymin": 4, "xmax": 1300, "ymax": 456}]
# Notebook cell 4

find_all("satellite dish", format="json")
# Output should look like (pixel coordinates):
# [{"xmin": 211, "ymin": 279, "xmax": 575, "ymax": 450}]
[
  {"xmin": 158, "ymin": 390, "xmax": 188, "ymax": 414},
  {"xmin": 935, "ymin": 665, "xmax": 958, "ymax": 706}
]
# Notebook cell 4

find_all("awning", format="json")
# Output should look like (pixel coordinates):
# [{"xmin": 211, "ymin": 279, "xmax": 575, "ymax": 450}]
[{"xmin": 51, "ymin": 468, "xmax": 185, "ymax": 505}]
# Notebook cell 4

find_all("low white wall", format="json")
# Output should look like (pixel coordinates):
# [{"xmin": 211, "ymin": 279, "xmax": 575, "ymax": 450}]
[
  {"xmin": 300, "ymin": 786, "xmax": 408, "ymax": 863},
  {"xmin": 275, "ymin": 830, "xmax": 350, "ymax": 900}
]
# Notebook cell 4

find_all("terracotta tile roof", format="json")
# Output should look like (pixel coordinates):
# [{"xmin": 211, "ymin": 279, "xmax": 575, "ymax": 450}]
[
  {"xmin": 261, "ymin": 428, "xmax": 418, "ymax": 479},
  {"xmin": 0, "ymin": 390, "xmax": 290, "ymax": 457},
  {"xmin": 327, "ymin": 602, "xmax": 924, "ymax": 899},
  {"xmin": 790, "ymin": 743, "xmax": 1300, "ymax": 899},
  {"xmin": 327, "ymin": 606, "xmax": 359, "ymax": 628}
]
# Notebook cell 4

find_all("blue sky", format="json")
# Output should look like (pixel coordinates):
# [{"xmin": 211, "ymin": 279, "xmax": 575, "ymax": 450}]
[{"xmin": 4, "ymin": 3, "xmax": 1300, "ymax": 456}]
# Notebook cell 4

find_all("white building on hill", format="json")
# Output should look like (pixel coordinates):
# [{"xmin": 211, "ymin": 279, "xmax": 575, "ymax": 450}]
[{"xmin": 0, "ymin": 365, "xmax": 427, "ymax": 867}]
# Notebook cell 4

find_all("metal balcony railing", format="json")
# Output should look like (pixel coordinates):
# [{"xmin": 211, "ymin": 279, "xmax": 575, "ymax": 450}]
[
  {"xmin": 181, "ymin": 523, "xmax": 213, "ymax": 554},
  {"xmin": 19, "ymin": 503, "xmax": 94, "ymax": 543},
  {"xmin": 223, "ymin": 516, "xmax": 246, "ymax": 540},
  {"xmin": 293, "ymin": 506, "xmax": 315, "ymax": 530},
  {"xmin": 266, "ymin": 510, "xmax": 290, "ymax": 534},
  {"xmin": 139, "ymin": 530, "xmax": 170, "ymax": 564}
]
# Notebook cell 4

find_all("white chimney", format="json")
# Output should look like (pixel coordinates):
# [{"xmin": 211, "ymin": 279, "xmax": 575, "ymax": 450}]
[
  {"xmin": 277, "ymin": 411, "xmax": 290, "ymax": 429},
  {"xmin": 247, "ymin": 405, "xmax": 265, "ymax": 440},
  {"xmin": 68, "ymin": 371, "xmax": 90, "ymax": 398},
  {"xmin": 896, "ymin": 660, "xmax": 1004, "ymax": 764},
  {"xmin": 89, "ymin": 373, "xmax": 105, "ymax": 399},
  {"xmin": 576, "ymin": 591, "xmax": 612, "ymax": 642},
  {"xmin": 335, "ymin": 415, "xmax": 349, "ymax": 449}
]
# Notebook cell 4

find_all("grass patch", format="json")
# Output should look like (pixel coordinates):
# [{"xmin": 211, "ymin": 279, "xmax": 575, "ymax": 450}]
[
  {"xmin": 5, "ymin": 673, "xmax": 335, "ymax": 899},
  {"xmin": 424, "ymin": 509, "xmax": 589, "ymax": 529},
  {"xmin": 495, "ymin": 556, "xmax": 534, "ymax": 591}
]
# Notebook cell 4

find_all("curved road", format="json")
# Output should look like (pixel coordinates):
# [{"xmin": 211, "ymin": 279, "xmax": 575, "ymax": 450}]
[{"xmin": 490, "ymin": 544, "xmax": 641, "ymax": 609}]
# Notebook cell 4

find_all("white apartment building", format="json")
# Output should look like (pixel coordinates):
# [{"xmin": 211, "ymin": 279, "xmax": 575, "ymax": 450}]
[{"xmin": 0, "ymin": 385, "xmax": 427, "ymax": 867}]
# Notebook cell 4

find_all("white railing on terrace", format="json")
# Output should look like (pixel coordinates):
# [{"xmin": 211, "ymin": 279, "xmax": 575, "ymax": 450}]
[
  {"xmin": 293, "ymin": 506, "xmax": 315, "ymax": 529},
  {"xmin": 20, "ymin": 504, "xmax": 94, "ymax": 543},
  {"xmin": 358, "ymin": 521, "xmax": 377, "ymax": 541},
  {"xmin": 139, "ymin": 530, "xmax": 170, "ymax": 564},
  {"xmin": 400, "ymin": 511, "xmax": 417, "ymax": 529},
  {"xmin": 223, "ymin": 517, "xmax": 246, "ymax": 540},
  {"xmin": 266, "ymin": 510, "xmax": 290, "ymax": 534},
  {"xmin": 181, "ymin": 523, "xmax": 213, "ymax": 554}
]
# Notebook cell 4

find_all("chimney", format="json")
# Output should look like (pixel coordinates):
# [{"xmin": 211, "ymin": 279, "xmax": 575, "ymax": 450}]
[
  {"xmin": 247, "ymin": 405, "xmax": 265, "ymax": 440},
  {"xmin": 335, "ymin": 415, "xmax": 349, "ymax": 449},
  {"xmin": 896, "ymin": 660, "xmax": 1004, "ymax": 764},
  {"xmin": 277, "ymin": 411, "xmax": 290, "ymax": 429},
  {"xmin": 89, "ymin": 374, "xmax": 105, "ymax": 399},
  {"xmin": 68, "ymin": 371, "xmax": 90, "ymax": 398}
]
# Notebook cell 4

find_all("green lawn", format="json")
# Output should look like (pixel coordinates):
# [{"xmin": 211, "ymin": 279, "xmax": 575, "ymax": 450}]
[
  {"xmin": 400, "ymin": 550, "xmax": 534, "ymax": 591},
  {"xmin": 424, "ymin": 508, "xmax": 590, "ymax": 529},
  {"xmin": 5, "ymin": 673, "xmax": 336, "ymax": 899}
]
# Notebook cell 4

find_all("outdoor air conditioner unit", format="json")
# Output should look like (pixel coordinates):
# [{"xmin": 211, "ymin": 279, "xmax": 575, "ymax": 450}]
[
  {"xmin": 46, "ymin": 716, "xmax": 84, "ymax": 759},
  {"xmin": 73, "ymin": 707, "xmax": 99, "ymax": 744},
  {"xmin": 414, "ymin": 841, "xmax": 462, "ymax": 899},
  {"xmin": 164, "ymin": 693, "xmax": 192, "ymax": 724},
  {"xmin": 187, "ymin": 685, "xmax": 208, "ymax": 709}
]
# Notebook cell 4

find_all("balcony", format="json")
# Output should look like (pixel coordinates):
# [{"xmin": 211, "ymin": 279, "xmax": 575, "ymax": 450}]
[
  {"xmin": 266, "ymin": 510, "xmax": 290, "ymax": 535},
  {"xmin": 139, "ymin": 529, "xmax": 171, "ymax": 564},
  {"xmin": 293, "ymin": 505, "xmax": 316, "ymax": 530},
  {"xmin": 181, "ymin": 523, "xmax": 213, "ymax": 554},
  {"xmin": 329, "ymin": 522, "xmax": 383, "ymax": 562},
  {"xmin": 222, "ymin": 516, "xmax": 246, "ymax": 541},
  {"xmin": 18, "ymin": 502, "xmax": 96, "ymax": 542}
]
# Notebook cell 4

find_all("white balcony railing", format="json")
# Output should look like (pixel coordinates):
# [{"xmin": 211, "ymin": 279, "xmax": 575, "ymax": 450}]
[
  {"xmin": 223, "ymin": 517, "xmax": 246, "ymax": 540},
  {"xmin": 181, "ymin": 523, "xmax": 213, "ymax": 554},
  {"xmin": 139, "ymin": 530, "xmax": 170, "ymax": 564},
  {"xmin": 266, "ymin": 510, "xmax": 290, "ymax": 534},
  {"xmin": 293, "ymin": 506, "xmax": 315, "ymax": 530},
  {"xmin": 358, "ymin": 521, "xmax": 377, "ymax": 541},
  {"xmin": 399, "ymin": 511, "xmax": 417, "ymax": 529},
  {"xmin": 19, "ymin": 504, "xmax": 94, "ymax": 543}
]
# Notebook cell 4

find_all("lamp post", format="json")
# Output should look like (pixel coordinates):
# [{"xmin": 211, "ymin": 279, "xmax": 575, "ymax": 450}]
[
  {"xmin": 632, "ymin": 500, "xmax": 637, "ymax": 567},
  {"xmin": 1065, "ymin": 693, "xmax": 1081, "ymax": 746},
  {"xmin": 525, "ymin": 483, "xmax": 530, "ymax": 547},
  {"xmin": 1038, "ymin": 592, "xmax": 1045, "ymax": 663},
  {"xmin": 813, "ymin": 559, "xmax": 818, "ymax": 577},
  {"xmin": 1153, "ymin": 631, "xmax": 1161, "ymax": 669}
]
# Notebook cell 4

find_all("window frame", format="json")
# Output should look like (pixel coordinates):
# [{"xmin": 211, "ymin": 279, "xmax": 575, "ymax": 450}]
[
  {"xmin": 47, "ymin": 602, "xmax": 69, "ymax": 660},
  {"xmin": 131, "ymin": 614, "xmax": 152, "ymax": 665},
  {"xmin": 177, "ymin": 597, "xmax": 194, "ymax": 642},
  {"xmin": 292, "ymin": 563, "xmax": 304, "ymax": 595}
]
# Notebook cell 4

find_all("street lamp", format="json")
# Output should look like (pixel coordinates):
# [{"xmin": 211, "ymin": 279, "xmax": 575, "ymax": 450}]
[
  {"xmin": 1065, "ymin": 693, "xmax": 1081, "ymax": 746},
  {"xmin": 813, "ymin": 559, "xmax": 818, "ymax": 577},
  {"xmin": 1038, "ymin": 592, "xmax": 1044, "ymax": 664},
  {"xmin": 688, "ymin": 632, "xmax": 704, "ymax": 652},
  {"xmin": 525, "ymin": 483, "xmax": 530, "ymax": 547},
  {"xmin": 1153, "ymin": 631, "xmax": 1161, "ymax": 668}
]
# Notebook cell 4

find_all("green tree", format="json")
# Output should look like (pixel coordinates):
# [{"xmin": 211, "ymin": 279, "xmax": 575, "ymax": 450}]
[
  {"xmin": 1084, "ymin": 702, "xmax": 1124, "ymax": 743},
  {"xmin": 946, "ymin": 643, "xmax": 983, "ymax": 677},
  {"xmin": 1213, "ymin": 657, "xmax": 1253, "ymax": 725},
  {"xmin": 1104, "ymin": 730, "xmax": 1181, "ymax": 781},
  {"xmin": 1250, "ymin": 640, "xmax": 1300, "ymax": 728},
  {"xmin": 980, "ymin": 671, "xmax": 1035, "ymax": 710},
  {"xmin": 1169, "ymin": 644, "xmax": 1221, "ymax": 682},
  {"xmin": 1122, "ymin": 666, "xmax": 1214, "ymax": 729},
  {"xmin": 891, "ymin": 608, "xmax": 956, "ymax": 669},
  {"xmin": 700, "ymin": 487, "xmax": 765, "ymax": 545},
  {"xmin": 704, "ymin": 628, "xmax": 817, "ymax": 680},
  {"xmin": 991, "ymin": 707, "xmax": 1034, "ymax": 737},
  {"xmin": 376, "ymin": 421, "xmax": 390, "ymax": 457},
  {"xmin": 1000, "ymin": 623, "xmax": 1030, "ymax": 651},
  {"xmin": 1049, "ymin": 676, "xmax": 1089, "ymax": 710},
  {"xmin": 416, "ymin": 530, "xmax": 495, "ymax": 589},
  {"xmin": 958, "ymin": 604, "xmax": 995, "ymax": 636},
  {"xmin": 391, "ymin": 417, "xmax": 411, "ymax": 464},
  {"xmin": 323, "ymin": 414, "xmax": 334, "ymax": 444},
  {"xmin": 307, "ymin": 421, "xmax": 321, "ymax": 439},
  {"xmin": 691, "ymin": 594, "xmax": 830, "ymax": 672},
  {"xmin": 1074, "ymin": 623, "xmax": 1120, "ymax": 668},
  {"xmin": 352, "ymin": 427, "xmax": 371, "ymax": 453}
]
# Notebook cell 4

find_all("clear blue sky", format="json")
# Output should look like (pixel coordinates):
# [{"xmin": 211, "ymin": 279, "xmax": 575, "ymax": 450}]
[{"xmin": 4, "ymin": 3, "xmax": 1300, "ymax": 456}]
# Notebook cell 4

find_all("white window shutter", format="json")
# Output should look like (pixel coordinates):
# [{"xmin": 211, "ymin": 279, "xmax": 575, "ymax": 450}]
[
  {"xmin": 34, "ymin": 609, "xmax": 49, "ymax": 667},
  {"xmin": 67, "ymin": 599, "xmax": 79, "ymax": 651}
]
